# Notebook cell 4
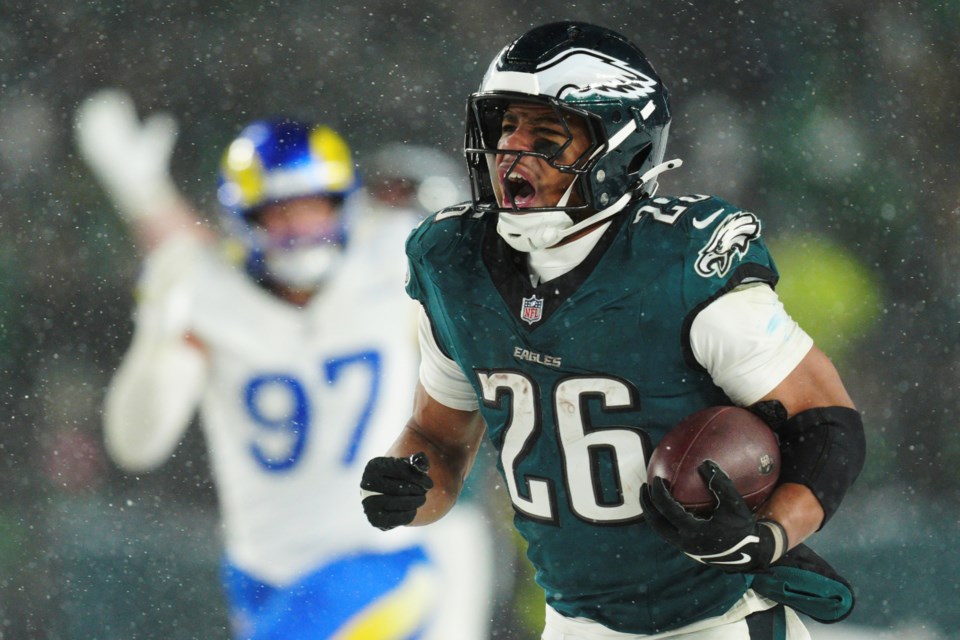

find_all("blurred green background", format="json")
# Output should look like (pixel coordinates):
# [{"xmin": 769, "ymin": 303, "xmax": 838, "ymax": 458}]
[{"xmin": 1, "ymin": 1, "xmax": 958, "ymax": 638}]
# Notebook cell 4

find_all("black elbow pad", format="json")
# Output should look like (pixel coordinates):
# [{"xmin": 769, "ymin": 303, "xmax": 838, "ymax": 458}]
[{"xmin": 775, "ymin": 406, "xmax": 866, "ymax": 526}]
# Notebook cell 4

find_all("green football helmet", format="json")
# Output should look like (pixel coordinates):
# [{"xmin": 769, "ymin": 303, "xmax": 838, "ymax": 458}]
[{"xmin": 465, "ymin": 22, "xmax": 676, "ymax": 249}]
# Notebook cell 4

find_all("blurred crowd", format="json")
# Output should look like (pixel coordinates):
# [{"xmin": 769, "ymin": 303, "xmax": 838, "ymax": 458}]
[{"xmin": 0, "ymin": 1, "xmax": 957, "ymax": 638}]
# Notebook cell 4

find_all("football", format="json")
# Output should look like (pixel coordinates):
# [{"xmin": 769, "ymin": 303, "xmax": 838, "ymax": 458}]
[{"xmin": 646, "ymin": 406, "xmax": 780, "ymax": 514}]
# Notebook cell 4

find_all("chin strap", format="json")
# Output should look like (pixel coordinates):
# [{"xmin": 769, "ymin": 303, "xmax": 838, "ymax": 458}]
[
  {"xmin": 496, "ymin": 158, "xmax": 684, "ymax": 252},
  {"xmin": 637, "ymin": 158, "xmax": 683, "ymax": 197}
]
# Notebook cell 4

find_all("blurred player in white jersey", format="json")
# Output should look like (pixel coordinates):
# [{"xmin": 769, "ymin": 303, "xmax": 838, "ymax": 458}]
[{"xmin": 74, "ymin": 89, "xmax": 492, "ymax": 640}]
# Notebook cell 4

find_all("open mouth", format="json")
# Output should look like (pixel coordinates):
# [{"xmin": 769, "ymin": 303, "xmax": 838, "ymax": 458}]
[{"xmin": 502, "ymin": 172, "xmax": 536, "ymax": 208}]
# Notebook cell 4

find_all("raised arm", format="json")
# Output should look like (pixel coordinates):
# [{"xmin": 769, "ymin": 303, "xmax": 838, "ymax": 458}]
[
  {"xmin": 75, "ymin": 90, "xmax": 216, "ymax": 472},
  {"xmin": 101, "ymin": 236, "xmax": 210, "ymax": 472}
]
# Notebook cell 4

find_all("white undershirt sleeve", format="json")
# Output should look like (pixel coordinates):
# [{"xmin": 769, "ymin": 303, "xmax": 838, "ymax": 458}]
[
  {"xmin": 417, "ymin": 306, "xmax": 480, "ymax": 411},
  {"xmin": 690, "ymin": 283, "xmax": 814, "ymax": 406},
  {"xmin": 103, "ymin": 237, "xmax": 211, "ymax": 472},
  {"xmin": 103, "ymin": 332, "xmax": 208, "ymax": 472}
]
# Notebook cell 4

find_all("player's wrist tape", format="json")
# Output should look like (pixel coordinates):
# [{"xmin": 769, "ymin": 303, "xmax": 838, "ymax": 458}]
[{"xmin": 758, "ymin": 519, "xmax": 787, "ymax": 565}]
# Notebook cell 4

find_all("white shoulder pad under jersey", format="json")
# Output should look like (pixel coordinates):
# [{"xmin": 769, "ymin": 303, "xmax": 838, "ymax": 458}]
[
  {"xmin": 185, "ymin": 215, "xmax": 423, "ymax": 585},
  {"xmin": 690, "ymin": 283, "xmax": 813, "ymax": 406},
  {"xmin": 417, "ymin": 306, "xmax": 479, "ymax": 411}
]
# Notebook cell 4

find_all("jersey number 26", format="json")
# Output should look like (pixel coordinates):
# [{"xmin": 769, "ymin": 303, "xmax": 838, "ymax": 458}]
[{"xmin": 478, "ymin": 370, "xmax": 651, "ymax": 525}]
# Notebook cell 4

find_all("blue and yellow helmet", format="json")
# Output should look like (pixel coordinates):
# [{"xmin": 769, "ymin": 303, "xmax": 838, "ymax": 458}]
[{"xmin": 217, "ymin": 118, "xmax": 360, "ymax": 223}]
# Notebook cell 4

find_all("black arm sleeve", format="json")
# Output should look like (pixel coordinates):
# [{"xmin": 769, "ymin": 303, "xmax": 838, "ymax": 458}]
[{"xmin": 775, "ymin": 406, "xmax": 866, "ymax": 526}]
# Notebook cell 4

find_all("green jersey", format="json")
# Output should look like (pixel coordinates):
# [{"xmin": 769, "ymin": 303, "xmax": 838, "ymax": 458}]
[{"xmin": 405, "ymin": 193, "xmax": 778, "ymax": 634}]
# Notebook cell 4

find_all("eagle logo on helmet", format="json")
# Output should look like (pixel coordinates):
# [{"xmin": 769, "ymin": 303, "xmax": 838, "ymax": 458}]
[
  {"xmin": 545, "ymin": 49, "xmax": 660, "ymax": 103},
  {"xmin": 487, "ymin": 48, "xmax": 660, "ymax": 106},
  {"xmin": 694, "ymin": 212, "xmax": 761, "ymax": 278}
]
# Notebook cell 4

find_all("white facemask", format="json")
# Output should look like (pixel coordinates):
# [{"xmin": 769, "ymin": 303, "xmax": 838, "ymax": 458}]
[{"xmin": 264, "ymin": 244, "xmax": 342, "ymax": 291}]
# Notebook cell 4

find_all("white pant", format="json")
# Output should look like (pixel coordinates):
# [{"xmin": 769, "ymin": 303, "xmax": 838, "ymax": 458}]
[
  {"xmin": 541, "ymin": 590, "xmax": 811, "ymax": 640},
  {"xmin": 420, "ymin": 503, "xmax": 495, "ymax": 640}
]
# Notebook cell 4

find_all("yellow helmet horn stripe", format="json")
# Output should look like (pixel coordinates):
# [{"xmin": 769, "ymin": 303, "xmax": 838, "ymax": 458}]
[
  {"xmin": 222, "ymin": 137, "xmax": 266, "ymax": 210},
  {"xmin": 309, "ymin": 126, "xmax": 356, "ymax": 193}
]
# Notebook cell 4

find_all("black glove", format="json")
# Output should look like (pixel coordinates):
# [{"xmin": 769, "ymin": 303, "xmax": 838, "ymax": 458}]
[
  {"xmin": 360, "ymin": 452, "xmax": 433, "ymax": 531},
  {"xmin": 640, "ymin": 459, "xmax": 787, "ymax": 572}
]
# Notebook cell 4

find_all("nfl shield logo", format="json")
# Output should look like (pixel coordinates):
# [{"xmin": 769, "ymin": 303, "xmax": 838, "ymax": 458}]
[{"xmin": 520, "ymin": 295, "xmax": 544, "ymax": 325}]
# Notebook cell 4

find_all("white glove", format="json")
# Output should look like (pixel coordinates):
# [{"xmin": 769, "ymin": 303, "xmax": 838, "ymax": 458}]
[{"xmin": 74, "ymin": 88, "xmax": 181, "ymax": 220}]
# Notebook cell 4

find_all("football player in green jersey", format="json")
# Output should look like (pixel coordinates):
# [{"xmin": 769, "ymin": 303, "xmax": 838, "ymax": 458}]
[{"xmin": 361, "ymin": 21, "xmax": 865, "ymax": 639}]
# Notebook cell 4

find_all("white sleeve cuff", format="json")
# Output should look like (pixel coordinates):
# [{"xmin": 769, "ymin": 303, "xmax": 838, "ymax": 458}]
[
  {"xmin": 690, "ymin": 284, "xmax": 813, "ymax": 406},
  {"xmin": 417, "ymin": 307, "xmax": 479, "ymax": 411}
]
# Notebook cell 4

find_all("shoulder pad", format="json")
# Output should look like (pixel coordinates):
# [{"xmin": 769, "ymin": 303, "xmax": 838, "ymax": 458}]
[
  {"xmin": 406, "ymin": 202, "xmax": 484, "ymax": 258},
  {"xmin": 405, "ymin": 202, "xmax": 486, "ymax": 304}
]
